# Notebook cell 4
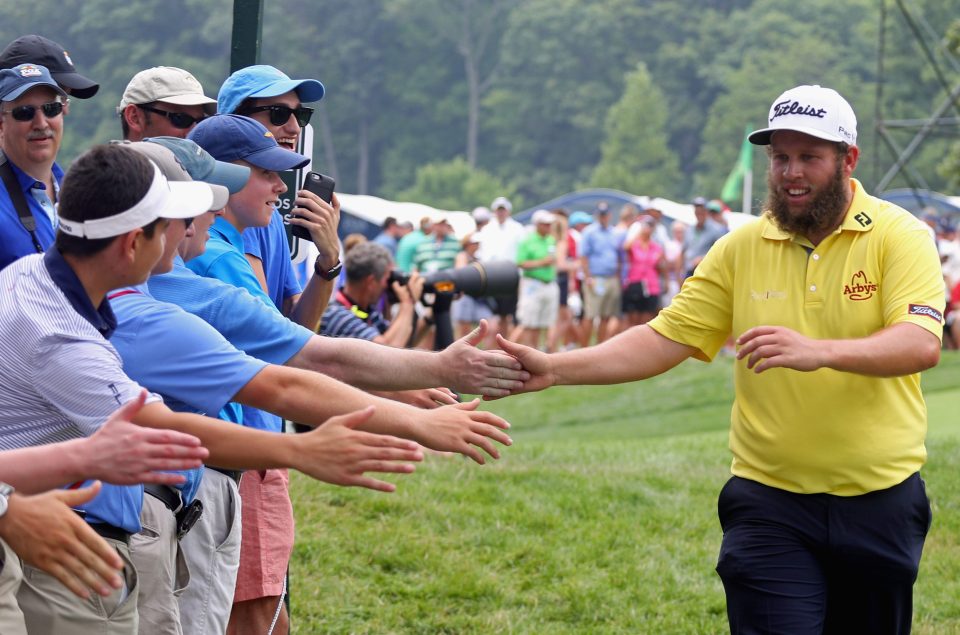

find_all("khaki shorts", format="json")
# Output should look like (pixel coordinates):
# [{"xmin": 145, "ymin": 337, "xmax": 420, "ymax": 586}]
[
  {"xmin": 130, "ymin": 493, "xmax": 189, "ymax": 635},
  {"xmin": 178, "ymin": 469, "xmax": 242, "ymax": 635},
  {"xmin": 19, "ymin": 537, "xmax": 138, "ymax": 635},
  {"xmin": 0, "ymin": 539, "xmax": 26, "ymax": 635},
  {"xmin": 583, "ymin": 275, "xmax": 622, "ymax": 319}
]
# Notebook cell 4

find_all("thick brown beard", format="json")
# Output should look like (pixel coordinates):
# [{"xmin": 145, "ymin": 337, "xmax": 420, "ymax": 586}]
[{"xmin": 765, "ymin": 160, "xmax": 848, "ymax": 237}]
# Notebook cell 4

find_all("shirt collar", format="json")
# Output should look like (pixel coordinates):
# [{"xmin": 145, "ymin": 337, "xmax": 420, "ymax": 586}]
[
  {"xmin": 3, "ymin": 153, "xmax": 64, "ymax": 192},
  {"xmin": 209, "ymin": 216, "xmax": 245, "ymax": 252},
  {"xmin": 760, "ymin": 178, "xmax": 872, "ymax": 242},
  {"xmin": 43, "ymin": 247, "xmax": 118, "ymax": 338}
]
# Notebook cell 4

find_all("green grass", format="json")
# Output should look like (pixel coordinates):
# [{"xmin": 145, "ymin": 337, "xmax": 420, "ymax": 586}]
[{"xmin": 289, "ymin": 352, "xmax": 960, "ymax": 634}]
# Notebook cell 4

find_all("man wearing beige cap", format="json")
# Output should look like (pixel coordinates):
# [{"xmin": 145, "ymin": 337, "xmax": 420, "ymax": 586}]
[{"xmin": 118, "ymin": 67, "xmax": 216, "ymax": 141}]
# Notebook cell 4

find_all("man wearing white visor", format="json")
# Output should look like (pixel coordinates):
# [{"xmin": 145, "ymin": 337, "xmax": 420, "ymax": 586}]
[{"xmin": 0, "ymin": 144, "xmax": 423, "ymax": 634}]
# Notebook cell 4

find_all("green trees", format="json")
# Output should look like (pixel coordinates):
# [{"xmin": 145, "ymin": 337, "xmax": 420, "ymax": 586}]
[
  {"xmin": 0, "ymin": 0, "xmax": 956, "ymax": 208},
  {"xmin": 589, "ymin": 63, "xmax": 680, "ymax": 199}
]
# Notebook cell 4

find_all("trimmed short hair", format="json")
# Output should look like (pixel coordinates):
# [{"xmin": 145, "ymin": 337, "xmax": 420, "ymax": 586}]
[
  {"xmin": 344, "ymin": 241, "xmax": 392, "ymax": 283},
  {"xmin": 56, "ymin": 144, "xmax": 160, "ymax": 256}
]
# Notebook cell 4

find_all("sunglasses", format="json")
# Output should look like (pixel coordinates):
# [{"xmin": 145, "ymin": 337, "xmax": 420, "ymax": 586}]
[
  {"xmin": 240, "ymin": 104, "xmax": 314, "ymax": 127},
  {"xmin": 138, "ymin": 104, "xmax": 207, "ymax": 129},
  {"xmin": 2, "ymin": 100, "xmax": 66, "ymax": 122}
]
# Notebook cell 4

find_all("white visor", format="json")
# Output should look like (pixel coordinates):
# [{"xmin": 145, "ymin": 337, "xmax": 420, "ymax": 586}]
[{"xmin": 58, "ymin": 162, "xmax": 214, "ymax": 239}]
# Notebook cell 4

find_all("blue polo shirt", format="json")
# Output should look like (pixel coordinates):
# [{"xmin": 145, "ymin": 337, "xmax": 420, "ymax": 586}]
[
  {"xmin": 149, "ymin": 257, "xmax": 312, "ymax": 365},
  {"xmin": 243, "ymin": 210, "xmax": 302, "ymax": 309},
  {"xmin": 109, "ymin": 283, "xmax": 268, "ymax": 502},
  {"xmin": 0, "ymin": 158, "xmax": 63, "ymax": 270},
  {"xmin": 581, "ymin": 223, "xmax": 623, "ymax": 277}
]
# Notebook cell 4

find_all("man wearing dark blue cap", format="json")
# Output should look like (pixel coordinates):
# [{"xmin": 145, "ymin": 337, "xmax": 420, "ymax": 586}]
[
  {"xmin": 0, "ymin": 35, "xmax": 99, "ymax": 98},
  {"xmin": 0, "ymin": 63, "xmax": 70, "ymax": 270},
  {"xmin": 218, "ymin": 65, "xmax": 339, "ymax": 333}
]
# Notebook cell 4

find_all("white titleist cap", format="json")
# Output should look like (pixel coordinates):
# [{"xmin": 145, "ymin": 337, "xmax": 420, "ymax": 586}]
[
  {"xmin": 58, "ymin": 162, "xmax": 213, "ymax": 239},
  {"xmin": 748, "ymin": 85, "xmax": 857, "ymax": 146}
]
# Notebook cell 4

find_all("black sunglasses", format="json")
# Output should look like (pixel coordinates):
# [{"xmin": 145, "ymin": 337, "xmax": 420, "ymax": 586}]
[
  {"xmin": 3, "ymin": 100, "xmax": 66, "ymax": 122},
  {"xmin": 138, "ymin": 104, "xmax": 206, "ymax": 129},
  {"xmin": 240, "ymin": 104, "xmax": 314, "ymax": 127}
]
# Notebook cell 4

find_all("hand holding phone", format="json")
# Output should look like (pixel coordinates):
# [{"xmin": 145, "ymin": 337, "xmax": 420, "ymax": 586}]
[{"xmin": 291, "ymin": 172, "xmax": 336, "ymax": 240}]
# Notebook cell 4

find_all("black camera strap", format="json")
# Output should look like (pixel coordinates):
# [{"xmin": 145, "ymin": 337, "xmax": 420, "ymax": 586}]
[{"xmin": 0, "ymin": 155, "xmax": 43, "ymax": 254}]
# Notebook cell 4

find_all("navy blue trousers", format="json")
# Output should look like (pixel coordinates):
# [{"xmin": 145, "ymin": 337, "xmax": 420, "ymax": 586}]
[{"xmin": 715, "ymin": 474, "xmax": 931, "ymax": 635}]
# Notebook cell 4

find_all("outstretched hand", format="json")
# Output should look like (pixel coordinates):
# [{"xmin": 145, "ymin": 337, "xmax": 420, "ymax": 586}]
[
  {"xmin": 0, "ymin": 483, "xmax": 124, "ymax": 599},
  {"xmin": 295, "ymin": 406, "xmax": 424, "ymax": 492},
  {"xmin": 492, "ymin": 334, "xmax": 556, "ymax": 397},
  {"xmin": 413, "ymin": 398, "xmax": 512, "ymax": 465},
  {"xmin": 84, "ymin": 389, "xmax": 209, "ymax": 486},
  {"xmin": 442, "ymin": 320, "xmax": 530, "ymax": 397},
  {"xmin": 736, "ymin": 325, "xmax": 824, "ymax": 373}
]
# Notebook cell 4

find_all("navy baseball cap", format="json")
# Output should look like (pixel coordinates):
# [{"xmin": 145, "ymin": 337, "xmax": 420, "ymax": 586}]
[
  {"xmin": 145, "ymin": 136, "xmax": 250, "ymax": 196},
  {"xmin": 217, "ymin": 65, "xmax": 324, "ymax": 115},
  {"xmin": 0, "ymin": 36, "xmax": 98, "ymax": 99},
  {"xmin": 187, "ymin": 115, "xmax": 309, "ymax": 172},
  {"xmin": 0, "ymin": 63, "xmax": 67, "ymax": 101}
]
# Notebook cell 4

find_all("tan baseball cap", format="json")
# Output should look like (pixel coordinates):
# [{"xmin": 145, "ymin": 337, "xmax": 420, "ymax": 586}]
[{"xmin": 118, "ymin": 66, "xmax": 216, "ymax": 114}]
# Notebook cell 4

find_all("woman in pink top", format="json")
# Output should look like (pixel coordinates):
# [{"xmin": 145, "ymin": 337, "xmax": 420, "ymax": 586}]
[{"xmin": 622, "ymin": 215, "xmax": 665, "ymax": 326}]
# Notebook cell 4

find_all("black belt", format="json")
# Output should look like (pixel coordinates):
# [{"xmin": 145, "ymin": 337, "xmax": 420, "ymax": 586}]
[
  {"xmin": 208, "ymin": 466, "xmax": 242, "ymax": 484},
  {"xmin": 88, "ymin": 522, "xmax": 131, "ymax": 545},
  {"xmin": 145, "ymin": 484, "xmax": 184, "ymax": 514}
]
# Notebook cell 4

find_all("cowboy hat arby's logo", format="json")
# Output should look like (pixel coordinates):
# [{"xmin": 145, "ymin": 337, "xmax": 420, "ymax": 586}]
[{"xmin": 843, "ymin": 270, "xmax": 877, "ymax": 301}]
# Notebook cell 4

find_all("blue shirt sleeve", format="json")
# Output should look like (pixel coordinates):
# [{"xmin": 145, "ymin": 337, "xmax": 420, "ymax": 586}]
[
  {"xmin": 111, "ymin": 294, "xmax": 268, "ymax": 416},
  {"xmin": 149, "ymin": 262, "xmax": 313, "ymax": 366}
]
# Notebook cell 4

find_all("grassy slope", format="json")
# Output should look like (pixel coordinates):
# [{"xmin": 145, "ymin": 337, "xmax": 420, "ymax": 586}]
[{"xmin": 289, "ymin": 352, "xmax": 960, "ymax": 634}]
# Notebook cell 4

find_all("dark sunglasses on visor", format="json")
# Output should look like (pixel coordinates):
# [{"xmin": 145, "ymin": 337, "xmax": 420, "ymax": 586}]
[
  {"xmin": 138, "ymin": 104, "xmax": 206, "ymax": 129},
  {"xmin": 2, "ymin": 100, "xmax": 66, "ymax": 122},
  {"xmin": 240, "ymin": 104, "xmax": 314, "ymax": 127}
]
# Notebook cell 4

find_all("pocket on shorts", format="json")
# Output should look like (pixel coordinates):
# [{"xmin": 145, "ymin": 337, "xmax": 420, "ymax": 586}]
[{"xmin": 215, "ymin": 481, "xmax": 241, "ymax": 553}]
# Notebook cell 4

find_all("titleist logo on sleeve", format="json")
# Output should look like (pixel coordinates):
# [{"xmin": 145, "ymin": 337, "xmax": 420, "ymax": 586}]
[{"xmin": 771, "ymin": 100, "xmax": 827, "ymax": 121}]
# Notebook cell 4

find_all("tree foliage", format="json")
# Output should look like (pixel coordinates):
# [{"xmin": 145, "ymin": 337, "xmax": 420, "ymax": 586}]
[
  {"xmin": 0, "ymin": 0, "xmax": 957, "ymax": 211},
  {"xmin": 589, "ymin": 63, "xmax": 680, "ymax": 199},
  {"xmin": 395, "ymin": 157, "xmax": 516, "ymax": 211}
]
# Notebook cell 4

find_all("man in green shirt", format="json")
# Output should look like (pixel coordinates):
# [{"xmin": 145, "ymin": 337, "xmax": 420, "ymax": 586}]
[
  {"xmin": 513, "ymin": 210, "xmax": 558, "ymax": 348},
  {"xmin": 412, "ymin": 217, "xmax": 460, "ymax": 273}
]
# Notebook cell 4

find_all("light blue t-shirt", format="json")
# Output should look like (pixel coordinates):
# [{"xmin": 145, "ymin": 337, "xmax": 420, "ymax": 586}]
[
  {"xmin": 581, "ymin": 223, "xmax": 624, "ymax": 277},
  {"xmin": 242, "ymin": 210, "xmax": 302, "ymax": 309},
  {"xmin": 110, "ymin": 283, "xmax": 268, "ymax": 502}
]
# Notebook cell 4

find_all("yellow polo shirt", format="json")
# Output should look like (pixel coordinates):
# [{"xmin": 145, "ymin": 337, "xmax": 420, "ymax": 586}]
[{"xmin": 649, "ymin": 179, "xmax": 944, "ymax": 495}]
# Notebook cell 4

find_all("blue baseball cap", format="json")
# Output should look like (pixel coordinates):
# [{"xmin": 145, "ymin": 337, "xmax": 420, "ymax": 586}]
[
  {"xmin": 145, "ymin": 136, "xmax": 250, "ymax": 195},
  {"xmin": 217, "ymin": 65, "xmax": 324, "ymax": 115},
  {"xmin": 0, "ymin": 63, "xmax": 67, "ymax": 101},
  {"xmin": 187, "ymin": 115, "xmax": 309, "ymax": 172},
  {"xmin": 569, "ymin": 211, "xmax": 593, "ymax": 226}
]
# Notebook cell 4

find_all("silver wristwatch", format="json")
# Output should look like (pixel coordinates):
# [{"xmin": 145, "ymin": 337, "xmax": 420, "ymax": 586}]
[{"xmin": 0, "ymin": 482, "xmax": 14, "ymax": 519}]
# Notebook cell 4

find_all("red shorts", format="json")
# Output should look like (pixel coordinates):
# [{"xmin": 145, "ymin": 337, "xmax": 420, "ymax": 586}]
[{"xmin": 233, "ymin": 469, "xmax": 294, "ymax": 602}]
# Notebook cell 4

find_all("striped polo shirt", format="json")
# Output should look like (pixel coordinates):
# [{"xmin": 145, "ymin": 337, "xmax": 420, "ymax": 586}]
[{"xmin": 0, "ymin": 249, "xmax": 160, "ymax": 532}]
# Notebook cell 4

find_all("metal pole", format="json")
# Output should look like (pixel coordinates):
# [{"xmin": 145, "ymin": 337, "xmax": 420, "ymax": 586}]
[{"xmin": 231, "ymin": 0, "xmax": 264, "ymax": 73}]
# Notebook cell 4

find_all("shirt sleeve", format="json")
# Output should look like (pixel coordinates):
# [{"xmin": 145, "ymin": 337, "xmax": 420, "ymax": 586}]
[
  {"xmin": 199, "ymin": 250, "xmax": 276, "ymax": 309},
  {"xmin": 880, "ymin": 218, "xmax": 946, "ymax": 338},
  {"xmin": 31, "ymin": 337, "xmax": 161, "ymax": 436},
  {"xmin": 113, "ymin": 302, "xmax": 268, "ymax": 415},
  {"xmin": 647, "ymin": 235, "xmax": 734, "ymax": 361}
]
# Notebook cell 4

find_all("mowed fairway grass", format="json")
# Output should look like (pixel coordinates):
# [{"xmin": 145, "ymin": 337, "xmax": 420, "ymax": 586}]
[{"xmin": 289, "ymin": 352, "xmax": 960, "ymax": 634}]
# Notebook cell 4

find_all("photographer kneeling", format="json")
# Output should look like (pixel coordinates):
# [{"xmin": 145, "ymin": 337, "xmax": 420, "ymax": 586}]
[{"xmin": 320, "ymin": 241, "xmax": 426, "ymax": 347}]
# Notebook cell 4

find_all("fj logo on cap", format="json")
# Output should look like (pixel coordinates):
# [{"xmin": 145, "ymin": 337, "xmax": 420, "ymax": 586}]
[
  {"xmin": 62, "ymin": 51, "xmax": 74, "ymax": 67},
  {"xmin": 18, "ymin": 65, "xmax": 42, "ymax": 78},
  {"xmin": 771, "ymin": 100, "xmax": 827, "ymax": 121}
]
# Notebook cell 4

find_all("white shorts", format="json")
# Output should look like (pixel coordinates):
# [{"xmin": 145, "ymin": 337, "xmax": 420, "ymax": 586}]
[{"xmin": 517, "ymin": 277, "xmax": 559, "ymax": 329}]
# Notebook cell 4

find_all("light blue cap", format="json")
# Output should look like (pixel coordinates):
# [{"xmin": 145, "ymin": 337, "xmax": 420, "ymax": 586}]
[{"xmin": 217, "ymin": 65, "xmax": 324, "ymax": 115}]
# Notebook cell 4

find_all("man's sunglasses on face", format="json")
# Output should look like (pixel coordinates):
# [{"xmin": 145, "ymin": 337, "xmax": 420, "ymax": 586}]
[
  {"xmin": 2, "ymin": 100, "xmax": 67, "ymax": 122},
  {"xmin": 240, "ymin": 104, "xmax": 314, "ymax": 128},
  {"xmin": 138, "ymin": 104, "xmax": 206, "ymax": 129}
]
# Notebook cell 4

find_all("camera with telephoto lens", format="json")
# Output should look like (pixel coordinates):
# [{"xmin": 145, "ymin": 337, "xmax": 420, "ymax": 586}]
[{"xmin": 386, "ymin": 261, "xmax": 519, "ymax": 305}]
